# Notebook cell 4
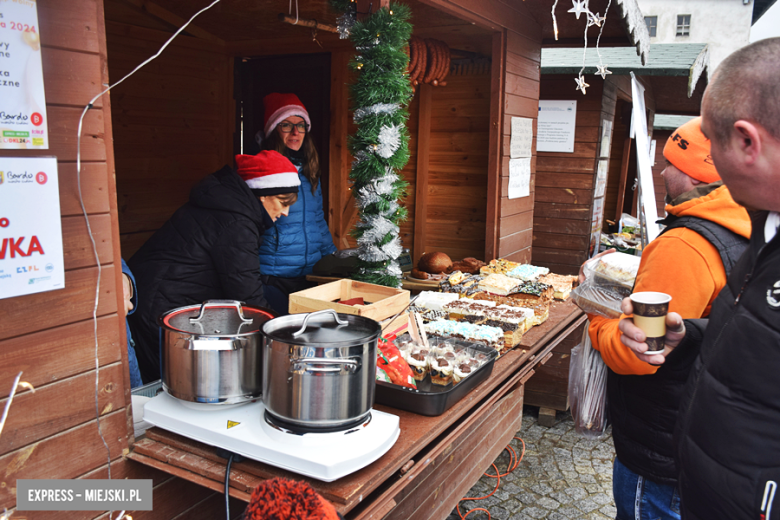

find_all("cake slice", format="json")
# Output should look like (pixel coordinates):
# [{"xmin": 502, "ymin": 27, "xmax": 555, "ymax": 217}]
[
  {"xmin": 538, "ymin": 273, "xmax": 577, "ymax": 300},
  {"xmin": 478, "ymin": 273, "xmax": 521, "ymax": 296},
  {"xmin": 506, "ymin": 264, "xmax": 550, "ymax": 282}
]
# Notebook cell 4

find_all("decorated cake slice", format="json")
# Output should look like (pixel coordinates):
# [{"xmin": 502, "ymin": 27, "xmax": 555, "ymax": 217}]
[
  {"xmin": 506, "ymin": 264, "xmax": 550, "ymax": 282},
  {"xmin": 478, "ymin": 273, "xmax": 521, "ymax": 296}
]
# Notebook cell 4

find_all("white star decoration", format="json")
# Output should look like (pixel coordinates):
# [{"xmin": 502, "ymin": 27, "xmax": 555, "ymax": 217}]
[
  {"xmin": 587, "ymin": 12, "xmax": 606, "ymax": 27},
  {"xmin": 595, "ymin": 64, "xmax": 612, "ymax": 79},
  {"xmin": 575, "ymin": 75, "xmax": 590, "ymax": 94},
  {"xmin": 567, "ymin": 0, "xmax": 589, "ymax": 20}
]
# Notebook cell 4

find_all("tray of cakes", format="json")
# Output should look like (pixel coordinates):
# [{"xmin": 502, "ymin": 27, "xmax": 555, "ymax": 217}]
[
  {"xmin": 374, "ymin": 333, "xmax": 498, "ymax": 416},
  {"xmin": 571, "ymin": 252, "xmax": 641, "ymax": 318}
]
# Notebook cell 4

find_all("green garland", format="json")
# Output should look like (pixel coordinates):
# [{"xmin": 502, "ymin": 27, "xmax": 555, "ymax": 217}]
[{"xmin": 333, "ymin": 2, "xmax": 413, "ymax": 287}]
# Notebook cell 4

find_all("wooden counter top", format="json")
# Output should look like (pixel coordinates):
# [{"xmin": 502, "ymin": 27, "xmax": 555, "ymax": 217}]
[{"xmin": 127, "ymin": 301, "xmax": 585, "ymax": 517}]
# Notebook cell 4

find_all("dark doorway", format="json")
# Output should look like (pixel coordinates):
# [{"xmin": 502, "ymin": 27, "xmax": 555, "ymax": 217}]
[{"xmin": 235, "ymin": 53, "xmax": 332, "ymax": 220}]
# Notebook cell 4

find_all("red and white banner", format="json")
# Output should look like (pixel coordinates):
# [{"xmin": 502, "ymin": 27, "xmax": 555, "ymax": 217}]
[{"xmin": 0, "ymin": 156, "xmax": 64, "ymax": 299}]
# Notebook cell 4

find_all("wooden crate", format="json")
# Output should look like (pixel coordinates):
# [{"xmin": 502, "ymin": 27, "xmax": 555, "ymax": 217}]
[{"xmin": 289, "ymin": 279, "xmax": 410, "ymax": 335}]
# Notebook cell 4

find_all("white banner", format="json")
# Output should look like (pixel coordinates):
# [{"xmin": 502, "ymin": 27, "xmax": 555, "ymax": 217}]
[
  {"xmin": 0, "ymin": 0, "xmax": 49, "ymax": 149},
  {"xmin": 0, "ymin": 156, "xmax": 64, "ymax": 299},
  {"xmin": 630, "ymin": 73, "xmax": 660, "ymax": 242}
]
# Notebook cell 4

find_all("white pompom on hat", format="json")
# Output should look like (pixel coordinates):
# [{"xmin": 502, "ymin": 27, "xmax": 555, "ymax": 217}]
[
  {"xmin": 236, "ymin": 151, "xmax": 300, "ymax": 196},
  {"xmin": 263, "ymin": 93, "xmax": 311, "ymax": 139}
]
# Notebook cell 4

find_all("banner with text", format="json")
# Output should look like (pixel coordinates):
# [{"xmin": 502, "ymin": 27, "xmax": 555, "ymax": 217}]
[
  {"xmin": 0, "ymin": 0, "xmax": 49, "ymax": 149},
  {"xmin": 0, "ymin": 156, "xmax": 64, "ymax": 299}
]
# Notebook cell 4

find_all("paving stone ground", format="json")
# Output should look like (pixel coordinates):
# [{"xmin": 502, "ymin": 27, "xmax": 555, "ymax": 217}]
[{"xmin": 446, "ymin": 406, "xmax": 616, "ymax": 520}]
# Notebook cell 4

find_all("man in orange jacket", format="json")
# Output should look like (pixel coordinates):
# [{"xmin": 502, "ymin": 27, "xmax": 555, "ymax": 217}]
[{"xmin": 585, "ymin": 117, "xmax": 751, "ymax": 520}]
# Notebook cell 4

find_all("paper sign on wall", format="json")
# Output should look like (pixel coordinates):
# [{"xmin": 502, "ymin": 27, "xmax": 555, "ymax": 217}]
[
  {"xmin": 600, "ymin": 120, "xmax": 613, "ymax": 158},
  {"xmin": 595, "ymin": 160, "xmax": 608, "ymax": 198},
  {"xmin": 508, "ymin": 158, "xmax": 531, "ymax": 199},
  {"xmin": 510, "ymin": 117, "xmax": 533, "ymax": 158},
  {"xmin": 0, "ymin": 1, "xmax": 49, "ymax": 149},
  {"xmin": 0, "ymin": 157, "xmax": 64, "ymax": 299},
  {"xmin": 536, "ymin": 100, "xmax": 577, "ymax": 153}
]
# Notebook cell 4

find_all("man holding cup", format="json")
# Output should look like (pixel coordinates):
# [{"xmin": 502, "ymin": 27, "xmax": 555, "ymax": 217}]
[
  {"xmin": 585, "ymin": 117, "xmax": 750, "ymax": 519},
  {"xmin": 618, "ymin": 37, "xmax": 780, "ymax": 520}
]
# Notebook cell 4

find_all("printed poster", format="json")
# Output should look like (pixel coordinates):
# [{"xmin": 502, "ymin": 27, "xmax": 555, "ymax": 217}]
[
  {"xmin": 508, "ymin": 158, "xmax": 531, "ymax": 199},
  {"xmin": 600, "ymin": 119, "xmax": 612, "ymax": 158},
  {"xmin": 595, "ymin": 159, "xmax": 608, "ymax": 198},
  {"xmin": 510, "ymin": 116, "xmax": 533, "ymax": 158},
  {"xmin": 536, "ymin": 100, "xmax": 577, "ymax": 153},
  {"xmin": 0, "ymin": 157, "xmax": 64, "ymax": 299},
  {"xmin": 0, "ymin": 0, "xmax": 49, "ymax": 149}
]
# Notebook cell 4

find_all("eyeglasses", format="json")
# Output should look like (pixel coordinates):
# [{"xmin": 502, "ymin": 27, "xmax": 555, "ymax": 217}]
[{"xmin": 277, "ymin": 122, "xmax": 308, "ymax": 133}]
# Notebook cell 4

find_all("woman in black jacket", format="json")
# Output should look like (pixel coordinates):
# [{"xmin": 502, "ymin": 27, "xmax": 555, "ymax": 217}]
[{"xmin": 128, "ymin": 151, "xmax": 300, "ymax": 383}]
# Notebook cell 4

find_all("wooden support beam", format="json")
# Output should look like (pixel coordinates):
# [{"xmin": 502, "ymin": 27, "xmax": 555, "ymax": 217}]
[
  {"xmin": 413, "ymin": 84, "xmax": 433, "ymax": 264},
  {"xmin": 277, "ymin": 13, "xmax": 339, "ymax": 34},
  {"xmin": 485, "ymin": 30, "xmax": 506, "ymax": 262}
]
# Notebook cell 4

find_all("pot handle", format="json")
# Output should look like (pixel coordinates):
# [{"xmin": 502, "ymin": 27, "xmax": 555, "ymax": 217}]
[
  {"xmin": 292, "ymin": 309, "xmax": 349, "ymax": 337},
  {"xmin": 293, "ymin": 358, "xmax": 360, "ymax": 374},
  {"xmin": 189, "ymin": 300, "xmax": 253, "ymax": 324}
]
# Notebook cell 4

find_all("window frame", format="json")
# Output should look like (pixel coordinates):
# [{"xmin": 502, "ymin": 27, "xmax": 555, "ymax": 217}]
[
  {"xmin": 644, "ymin": 16, "xmax": 658, "ymax": 37},
  {"xmin": 676, "ymin": 14, "xmax": 691, "ymax": 37}
]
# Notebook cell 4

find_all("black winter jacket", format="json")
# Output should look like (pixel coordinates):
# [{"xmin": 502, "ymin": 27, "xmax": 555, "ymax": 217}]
[
  {"xmin": 128, "ymin": 166, "xmax": 273, "ymax": 383},
  {"xmin": 675, "ymin": 211, "xmax": 780, "ymax": 520}
]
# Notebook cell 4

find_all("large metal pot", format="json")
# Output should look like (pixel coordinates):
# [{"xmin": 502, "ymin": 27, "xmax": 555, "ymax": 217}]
[
  {"xmin": 159, "ymin": 300, "xmax": 275, "ymax": 404},
  {"xmin": 262, "ymin": 309, "xmax": 381, "ymax": 429}
]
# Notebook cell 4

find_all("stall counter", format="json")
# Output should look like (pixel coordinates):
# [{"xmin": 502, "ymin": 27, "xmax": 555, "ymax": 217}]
[{"xmin": 127, "ymin": 301, "xmax": 585, "ymax": 519}]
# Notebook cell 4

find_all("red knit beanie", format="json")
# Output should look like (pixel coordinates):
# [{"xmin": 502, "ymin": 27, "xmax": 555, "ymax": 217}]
[
  {"xmin": 663, "ymin": 117, "xmax": 720, "ymax": 184},
  {"xmin": 236, "ymin": 150, "xmax": 300, "ymax": 196},
  {"xmin": 244, "ymin": 478, "xmax": 342, "ymax": 520},
  {"xmin": 263, "ymin": 93, "xmax": 311, "ymax": 139}
]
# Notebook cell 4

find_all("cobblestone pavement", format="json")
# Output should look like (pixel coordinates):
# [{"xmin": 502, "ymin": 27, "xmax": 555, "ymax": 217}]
[{"xmin": 447, "ymin": 406, "xmax": 616, "ymax": 520}]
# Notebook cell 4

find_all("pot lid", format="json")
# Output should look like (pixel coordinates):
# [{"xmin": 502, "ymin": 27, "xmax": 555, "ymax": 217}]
[
  {"xmin": 263, "ymin": 309, "xmax": 381, "ymax": 345},
  {"xmin": 160, "ymin": 300, "xmax": 275, "ymax": 336}
]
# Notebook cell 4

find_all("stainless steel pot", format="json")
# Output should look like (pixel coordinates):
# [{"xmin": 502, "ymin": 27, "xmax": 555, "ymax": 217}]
[
  {"xmin": 261, "ymin": 309, "xmax": 381, "ymax": 429},
  {"xmin": 159, "ymin": 300, "xmax": 275, "ymax": 404}
]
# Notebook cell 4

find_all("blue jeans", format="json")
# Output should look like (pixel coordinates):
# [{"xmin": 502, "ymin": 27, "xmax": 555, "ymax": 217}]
[{"xmin": 613, "ymin": 457, "xmax": 681, "ymax": 520}]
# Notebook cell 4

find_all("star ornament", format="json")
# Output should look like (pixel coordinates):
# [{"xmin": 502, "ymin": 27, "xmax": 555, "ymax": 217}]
[
  {"xmin": 596, "ymin": 64, "xmax": 612, "ymax": 79},
  {"xmin": 575, "ymin": 75, "xmax": 590, "ymax": 94},
  {"xmin": 568, "ymin": 0, "xmax": 588, "ymax": 20},
  {"xmin": 587, "ymin": 12, "xmax": 606, "ymax": 27}
]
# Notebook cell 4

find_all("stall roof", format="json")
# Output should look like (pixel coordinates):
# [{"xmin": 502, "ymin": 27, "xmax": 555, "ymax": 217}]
[
  {"xmin": 753, "ymin": 0, "xmax": 778, "ymax": 23},
  {"xmin": 541, "ymin": 43, "xmax": 709, "ymax": 97},
  {"xmin": 653, "ymin": 114, "xmax": 696, "ymax": 131}
]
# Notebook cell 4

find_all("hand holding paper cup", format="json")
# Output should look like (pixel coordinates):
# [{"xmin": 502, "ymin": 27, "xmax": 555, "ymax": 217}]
[{"xmin": 629, "ymin": 292, "xmax": 672, "ymax": 354}]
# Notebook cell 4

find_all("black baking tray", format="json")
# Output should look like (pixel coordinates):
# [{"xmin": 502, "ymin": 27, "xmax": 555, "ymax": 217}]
[{"xmin": 374, "ymin": 338, "xmax": 499, "ymax": 416}]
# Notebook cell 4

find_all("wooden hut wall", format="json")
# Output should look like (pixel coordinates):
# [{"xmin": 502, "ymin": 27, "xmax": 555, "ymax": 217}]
[
  {"xmin": 104, "ymin": 2, "xmax": 234, "ymax": 259},
  {"xmin": 0, "ymin": 0, "xmax": 130, "ymax": 514},
  {"xmin": 651, "ymin": 129, "xmax": 672, "ymax": 217}
]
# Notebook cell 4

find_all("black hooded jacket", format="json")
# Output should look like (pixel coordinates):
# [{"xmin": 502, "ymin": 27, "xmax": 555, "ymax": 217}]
[
  {"xmin": 128, "ymin": 166, "xmax": 273, "ymax": 383},
  {"xmin": 675, "ymin": 211, "xmax": 780, "ymax": 519}
]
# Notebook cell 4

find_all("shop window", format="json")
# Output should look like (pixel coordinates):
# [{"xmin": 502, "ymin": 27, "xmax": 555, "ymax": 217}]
[
  {"xmin": 644, "ymin": 16, "xmax": 657, "ymax": 37},
  {"xmin": 676, "ymin": 15, "xmax": 691, "ymax": 37}
]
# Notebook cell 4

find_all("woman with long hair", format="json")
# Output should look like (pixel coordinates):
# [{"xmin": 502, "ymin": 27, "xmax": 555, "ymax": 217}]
[{"xmin": 256, "ymin": 93, "xmax": 337, "ymax": 314}]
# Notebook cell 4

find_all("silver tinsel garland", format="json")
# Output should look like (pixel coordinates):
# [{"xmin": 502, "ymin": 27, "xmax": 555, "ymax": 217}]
[
  {"xmin": 353, "ymin": 103, "xmax": 400, "ymax": 123},
  {"xmin": 358, "ymin": 236, "xmax": 403, "ymax": 262},
  {"xmin": 336, "ymin": 8, "xmax": 356, "ymax": 39},
  {"xmin": 377, "ymin": 125, "xmax": 401, "ymax": 158}
]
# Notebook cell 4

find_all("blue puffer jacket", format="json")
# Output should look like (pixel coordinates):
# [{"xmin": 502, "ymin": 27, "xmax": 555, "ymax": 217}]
[{"xmin": 259, "ymin": 168, "xmax": 337, "ymax": 277}]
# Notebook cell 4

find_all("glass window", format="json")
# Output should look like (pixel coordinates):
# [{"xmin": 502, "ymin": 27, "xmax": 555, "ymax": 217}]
[
  {"xmin": 676, "ymin": 14, "xmax": 691, "ymax": 36},
  {"xmin": 644, "ymin": 16, "xmax": 658, "ymax": 37}
]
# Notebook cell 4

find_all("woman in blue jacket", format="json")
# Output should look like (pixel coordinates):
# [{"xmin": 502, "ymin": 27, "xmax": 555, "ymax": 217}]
[{"xmin": 257, "ymin": 93, "xmax": 337, "ymax": 314}]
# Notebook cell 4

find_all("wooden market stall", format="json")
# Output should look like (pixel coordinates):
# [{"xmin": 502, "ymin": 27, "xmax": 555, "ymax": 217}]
[
  {"xmin": 524, "ymin": 43, "xmax": 708, "ymax": 414},
  {"xmin": 0, "ymin": 0, "xmax": 647, "ymax": 518}
]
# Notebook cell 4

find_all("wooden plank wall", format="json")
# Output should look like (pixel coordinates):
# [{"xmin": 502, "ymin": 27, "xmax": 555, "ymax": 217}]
[
  {"xmin": 496, "ymin": 30, "xmax": 541, "ymax": 263},
  {"xmin": 531, "ymin": 75, "xmax": 606, "ymax": 275},
  {"xmin": 0, "ymin": 0, "xmax": 133, "ymax": 516},
  {"xmin": 103, "ymin": 4, "xmax": 234, "ymax": 259}
]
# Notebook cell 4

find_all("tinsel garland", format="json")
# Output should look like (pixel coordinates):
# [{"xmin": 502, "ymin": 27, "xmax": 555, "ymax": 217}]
[{"xmin": 330, "ymin": 1, "xmax": 413, "ymax": 287}]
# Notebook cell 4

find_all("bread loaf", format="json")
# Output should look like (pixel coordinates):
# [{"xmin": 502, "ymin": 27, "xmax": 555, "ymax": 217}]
[{"xmin": 418, "ymin": 252, "xmax": 452, "ymax": 274}]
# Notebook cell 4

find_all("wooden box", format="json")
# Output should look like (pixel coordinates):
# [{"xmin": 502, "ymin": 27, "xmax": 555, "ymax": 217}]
[{"xmin": 289, "ymin": 279, "xmax": 410, "ymax": 335}]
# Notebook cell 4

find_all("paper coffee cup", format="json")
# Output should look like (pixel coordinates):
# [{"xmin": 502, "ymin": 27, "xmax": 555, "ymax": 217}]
[{"xmin": 629, "ymin": 292, "xmax": 672, "ymax": 354}]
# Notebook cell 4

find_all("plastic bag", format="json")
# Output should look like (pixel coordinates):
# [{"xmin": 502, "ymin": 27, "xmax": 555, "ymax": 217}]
[
  {"xmin": 568, "ymin": 325, "xmax": 609, "ymax": 438},
  {"xmin": 570, "ymin": 278, "xmax": 624, "ymax": 318},
  {"xmin": 582, "ymin": 252, "xmax": 640, "ymax": 291}
]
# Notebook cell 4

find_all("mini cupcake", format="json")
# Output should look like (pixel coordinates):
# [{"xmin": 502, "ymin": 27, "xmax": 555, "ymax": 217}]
[
  {"xmin": 407, "ymin": 348, "xmax": 430, "ymax": 382},
  {"xmin": 452, "ymin": 362, "xmax": 473, "ymax": 384},
  {"xmin": 429, "ymin": 356, "xmax": 454, "ymax": 386}
]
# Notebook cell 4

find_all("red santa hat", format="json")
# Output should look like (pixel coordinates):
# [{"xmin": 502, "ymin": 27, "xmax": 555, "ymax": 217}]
[
  {"xmin": 236, "ymin": 151, "xmax": 300, "ymax": 196},
  {"xmin": 263, "ymin": 93, "xmax": 311, "ymax": 139}
]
